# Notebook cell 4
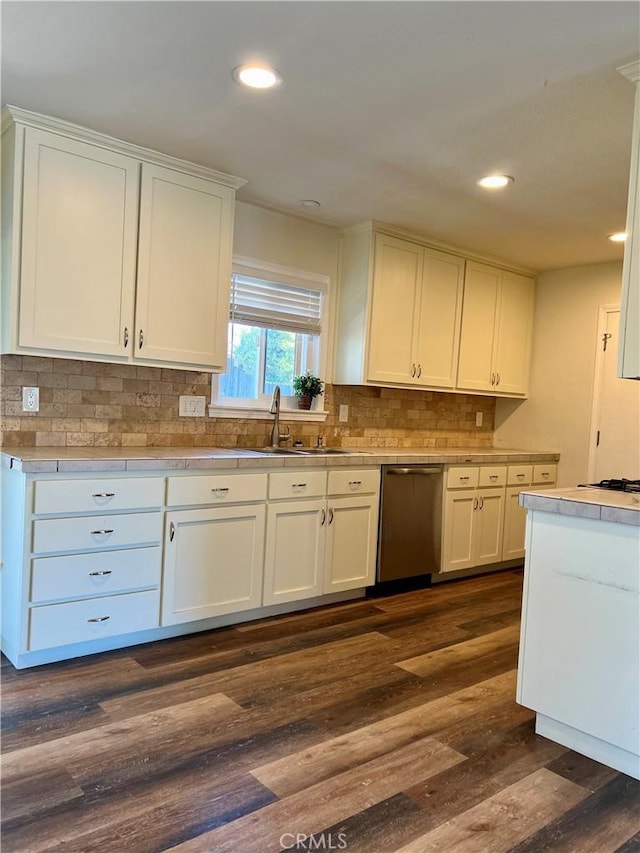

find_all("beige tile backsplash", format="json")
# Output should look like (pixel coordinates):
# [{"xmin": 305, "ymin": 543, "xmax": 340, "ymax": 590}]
[{"xmin": 0, "ymin": 355, "xmax": 495, "ymax": 449}]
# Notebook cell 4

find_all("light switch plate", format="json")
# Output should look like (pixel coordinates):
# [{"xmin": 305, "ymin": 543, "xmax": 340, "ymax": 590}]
[
  {"xmin": 339, "ymin": 404, "xmax": 349, "ymax": 423},
  {"xmin": 475, "ymin": 411, "xmax": 483, "ymax": 427},
  {"xmin": 179, "ymin": 395, "xmax": 206, "ymax": 417}
]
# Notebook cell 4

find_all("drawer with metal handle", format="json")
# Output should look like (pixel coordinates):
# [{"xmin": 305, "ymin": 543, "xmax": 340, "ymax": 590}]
[
  {"xmin": 167, "ymin": 472, "xmax": 267, "ymax": 507},
  {"xmin": 446, "ymin": 466, "xmax": 479, "ymax": 489},
  {"xmin": 268, "ymin": 470, "xmax": 327, "ymax": 500},
  {"xmin": 30, "ymin": 547, "xmax": 161, "ymax": 603},
  {"xmin": 328, "ymin": 468, "xmax": 380, "ymax": 496},
  {"xmin": 507, "ymin": 465, "xmax": 533, "ymax": 486},
  {"xmin": 32, "ymin": 512, "xmax": 163, "ymax": 555},
  {"xmin": 33, "ymin": 477, "xmax": 164, "ymax": 515},
  {"xmin": 28, "ymin": 589, "xmax": 160, "ymax": 651}
]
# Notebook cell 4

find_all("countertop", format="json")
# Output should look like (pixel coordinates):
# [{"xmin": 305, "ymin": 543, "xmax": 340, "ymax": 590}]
[
  {"xmin": 520, "ymin": 486, "xmax": 640, "ymax": 526},
  {"xmin": 1, "ymin": 446, "xmax": 560, "ymax": 474}
]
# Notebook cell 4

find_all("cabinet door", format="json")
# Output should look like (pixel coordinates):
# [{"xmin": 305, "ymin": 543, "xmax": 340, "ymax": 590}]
[
  {"xmin": 367, "ymin": 234, "xmax": 423, "ymax": 385},
  {"xmin": 414, "ymin": 249, "xmax": 465, "ymax": 388},
  {"xmin": 19, "ymin": 128, "xmax": 139, "ymax": 356},
  {"xmin": 502, "ymin": 485, "xmax": 528, "ymax": 561},
  {"xmin": 324, "ymin": 495, "xmax": 378, "ymax": 593},
  {"xmin": 494, "ymin": 272, "xmax": 535, "ymax": 394},
  {"xmin": 456, "ymin": 262, "xmax": 500, "ymax": 392},
  {"xmin": 162, "ymin": 505, "xmax": 265, "ymax": 626},
  {"xmin": 441, "ymin": 489, "xmax": 476, "ymax": 572},
  {"xmin": 135, "ymin": 163, "xmax": 234, "ymax": 369},
  {"xmin": 474, "ymin": 488, "xmax": 505, "ymax": 565},
  {"xmin": 263, "ymin": 499, "xmax": 326, "ymax": 605}
]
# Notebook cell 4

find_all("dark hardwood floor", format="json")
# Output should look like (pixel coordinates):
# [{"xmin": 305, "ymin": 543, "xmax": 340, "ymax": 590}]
[{"xmin": 2, "ymin": 569, "xmax": 639, "ymax": 852}]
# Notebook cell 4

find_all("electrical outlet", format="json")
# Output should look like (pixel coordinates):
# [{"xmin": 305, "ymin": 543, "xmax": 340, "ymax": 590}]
[
  {"xmin": 179, "ymin": 395, "xmax": 206, "ymax": 417},
  {"xmin": 339, "ymin": 404, "xmax": 349, "ymax": 423},
  {"xmin": 22, "ymin": 387, "xmax": 39, "ymax": 412},
  {"xmin": 475, "ymin": 411, "xmax": 483, "ymax": 427}
]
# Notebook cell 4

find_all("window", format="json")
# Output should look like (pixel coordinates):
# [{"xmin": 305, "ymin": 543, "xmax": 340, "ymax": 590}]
[{"xmin": 211, "ymin": 258, "xmax": 329, "ymax": 416}]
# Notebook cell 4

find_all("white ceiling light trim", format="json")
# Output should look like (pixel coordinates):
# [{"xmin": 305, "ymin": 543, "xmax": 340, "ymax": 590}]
[
  {"xmin": 232, "ymin": 64, "xmax": 282, "ymax": 89},
  {"xmin": 477, "ymin": 175, "xmax": 515, "ymax": 189}
]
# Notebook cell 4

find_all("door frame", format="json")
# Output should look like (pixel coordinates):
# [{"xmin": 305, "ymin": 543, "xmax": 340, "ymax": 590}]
[{"xmin": 587, "ymin": 304, "xmax": 619, "ymax": 482}]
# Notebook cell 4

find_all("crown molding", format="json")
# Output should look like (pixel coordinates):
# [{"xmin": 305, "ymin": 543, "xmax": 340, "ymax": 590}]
[{"xmin": 1, "ymin": 105, "xmax": 247, "ymax": 189}]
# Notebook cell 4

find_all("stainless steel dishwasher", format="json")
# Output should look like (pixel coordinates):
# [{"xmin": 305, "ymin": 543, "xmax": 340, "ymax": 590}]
[{"xmin": 376, "ymin": 465, "xmax": 443, "ymax": 584}]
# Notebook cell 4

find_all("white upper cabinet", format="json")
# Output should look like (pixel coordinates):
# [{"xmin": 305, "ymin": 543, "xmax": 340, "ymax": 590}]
[
  {"xmin": 456, "ymin": 261, "xmax": 534, "ymax": 396},
  {"xmin": 0, "ymin": 107, "xmax": 244, "ymax": 371},
  {"xmin": 135, "ymin": 164, "xmax": 234, "ymax": 369},
  {"xmin": 334, "ymin": 224, "xmax": 531, "ymax": 397},
  {"xmin": 17, "ymin": 128, "xmax": 139, "ymax": 356},
  {"xmin": 617, "ymin": 62, "xmax": 640, "ymax": 380}
]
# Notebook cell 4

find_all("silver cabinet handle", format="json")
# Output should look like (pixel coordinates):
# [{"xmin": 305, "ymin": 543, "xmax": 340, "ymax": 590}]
[
  {"xmin": 479, "ymin": 496, "xmax": 484, "ymax": 509},
  {"xmin": 139, "ymin": 329, "xmax": 144, "ymax": 349},
  {"xmin": 211, "ymin": 487, "xmax": 229, "ymax": 495},
  {"xmin": 87, "ymin": 615, "xmax": 110, "ymax": 623},
  {"xmin": 89, "ymin": 570, "xmax": 112, "ymax": 577},
  {"xmin": 169, "ymin": 521, "xmax": 175, "ymax": 542},
  {"xmin": 489, "ymin": 475, "xmax": 498, "ymax": 482},
  {"xmin": 496, "ymin": 373, "xmax": 500, "ymax": 386},
  {"xmin": 320, "ymin": 509, "xmax": 326, "ymax": 526},
  {"xmin": 292, "ymin": 482, "xmax": 307, "ymax": 489},
  {"xmin": 417, "ymin": 364, "xmax": 422, "ymax": 378},
  {"xmin": 517, "ymin": 474, "xmax": 525, "ymax": 480},
  {"xmin": 411, "ymin": 364, "xmax": 416, "ymax": 378},
  {"xmin": 328, "ymin": 508, "xmax": 334, "ymax": 524},
  {"xmin": 348, "ymin": 480, "xmax": 362, "ymax": 487},
  {"xmin": 91, "ymin": 529, "xmax": 114, "ymax": 535},
  {"xmin": 92, "ymin": 492, "xmax": 115, "ymax": 498},
  {"xmin": 491, "ymin": 373, "xmax": 495, "ymax": 385},
  {"xmin": 123, "ymin": 327, "xmax": 129, "ymax": 348},
  {"xmin": 473, "ymin": 497, "xmax": 478, "ymax": 510},
  {"xmin": 459, "ymin": 476, "xmax": 470, "ymax": 482}
]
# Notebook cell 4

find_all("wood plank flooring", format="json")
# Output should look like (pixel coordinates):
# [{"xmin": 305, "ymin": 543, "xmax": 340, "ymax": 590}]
[{"xmin": 2, "ymin": 569, "xmax": 639, "ymax": 852}]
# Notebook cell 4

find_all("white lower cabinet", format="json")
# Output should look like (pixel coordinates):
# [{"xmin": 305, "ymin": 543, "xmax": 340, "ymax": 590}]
[
  {"xmin": 502, "ymin": 464, "xmax": 557, "ymax": 561},
  {"xmin": 441, "ymin": 466, "xmax": 506, "ymax": 573},
  {"xmin": 263, "ymin": 468, "xmax": 380, "ymax": 605},
  {"xmin": 162, "ymin": 504, "xmax": 266, "ymax": 625}
]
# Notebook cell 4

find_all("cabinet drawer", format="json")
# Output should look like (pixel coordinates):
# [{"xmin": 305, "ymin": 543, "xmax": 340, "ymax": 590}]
[
  {"xmin": 167, "ymin": 473, "xmax": 267, "ymax": 506},
  {"xmin": 507, "ymin": 465, "xmax": 533, "ymax": 486},
  {"xmin": 328, "ymin": 468, "xmax": 380, "ymax": 497},
  {"xmin": 31, "ymin": 547, "xmax": 161, "ymax": 603},
  {"xmin": 478, "ymin": 466, "xmax": 506, "ymax": 488},
  {"xmin": 32, "ymin": 512, "xmax": 162, "ymax": 555},
  {"xmin": 269, "ymin": 470, "xmax": 327, "ymax": 500},
  {"xmin": 33, "ymin": 477, "xmax": 164, "ymax": 515},
  {"xmin": 28, "ymin": 589, "xmax": 160, "ymax": 651},
  {"xmin": 533, "ymin": 463, "xmax": 557, "ymax": 485},
  {"xmin": 446, "ymin": 467, "xmax": 479, "ymax": 489}
]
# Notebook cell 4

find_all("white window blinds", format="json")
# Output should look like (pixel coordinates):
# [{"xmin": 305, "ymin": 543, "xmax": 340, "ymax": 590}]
[{"xmin": 229, "ymin": 274, "xmax": 322, "ymax": 335}]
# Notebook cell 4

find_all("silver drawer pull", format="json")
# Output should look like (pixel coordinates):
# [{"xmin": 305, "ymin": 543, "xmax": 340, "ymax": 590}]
[
  {"xmin": 459, "ymin": 476, "xmax": 470, "ymax": 481},
  {"xmin": 87, "ymin": 615, "xmax": 110, "ymax": 623},
  {"xmin": 348, "ymin": 480, "xmax": 362, "ymax": 487},
  {"xmin": 212, "ymin": 487, "xmax": 229, "ymax": 494},
  {"xmin": 320, "ymin": 508, "xmax": 326, "ymax": 526},
  {"xmin": 541, "ymin": 472, "xmax": 550, "ymax": 478},
  {"xmin": 517, "ymin": 474, "xmax": 525, "ymax": 480},
  {"xmin": 489, "ymin": 475, "xmax": 498, "ymax": 481},
  {"xmin": 328, "ymin": 508, "xmax": 334, "ymax": 524},
  {"xmin": 292, "ymin": 482, "xmax": 307, "ymax": 488},
  {"xmin": 92, "ymin": 492, "xmax": 115, "ymax": 498},
  {"xmin": 89, "ymin": 570, "xmax": 112, "ymax": 577},
  {"xmin": 91, "ymin": 529, "xmax": 114, "ymax": 535}
]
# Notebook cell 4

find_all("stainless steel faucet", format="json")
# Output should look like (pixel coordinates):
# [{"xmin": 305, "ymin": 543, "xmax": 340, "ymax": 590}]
[{"xmin": 269, "ymin": 386, "xmax": 290, "ymax": 448}]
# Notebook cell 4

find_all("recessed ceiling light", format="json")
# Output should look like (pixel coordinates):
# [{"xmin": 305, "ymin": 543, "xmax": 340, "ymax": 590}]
[
  {"xmin": 607, "ymin": 232, "xmax": 628, "ymax": 243},
  {"xmin": 298, "ymin": 199, "xmax": 321, "ymax": 208},
  {"xmin": 232, "ymin": 64, "xmax": 282, "ymax": 90},
  {"xmin": 477, "ymin": 175, "xmax": 515, "ymax": 189}
]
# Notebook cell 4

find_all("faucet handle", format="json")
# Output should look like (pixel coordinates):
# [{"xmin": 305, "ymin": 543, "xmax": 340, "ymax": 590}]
[
  {"xmin": 280, "ymin": 425, "xmax": 291, "ymax": 443},
  {"xmin": 316, "ymin": 434, "xmax": 325, "ymax": 448}
]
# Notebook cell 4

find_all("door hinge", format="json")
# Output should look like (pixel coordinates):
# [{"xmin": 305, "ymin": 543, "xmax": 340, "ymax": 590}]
[
  {"xmin": 602, "ymin": 332, "xmax": 612, "ymax": 351},
  {"xmin": 596, "ymin": 430, "xmax": 600, "ymax": 447}
]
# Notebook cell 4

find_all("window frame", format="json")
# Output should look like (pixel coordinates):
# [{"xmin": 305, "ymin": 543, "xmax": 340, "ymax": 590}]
[{"xmin": 209, "ymin": 256, "xmax": 330, "ymax": 421}]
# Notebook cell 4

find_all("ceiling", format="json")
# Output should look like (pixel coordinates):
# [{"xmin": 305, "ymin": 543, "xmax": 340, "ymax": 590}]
[{"xmin": 2, "ymin": 1, "xmax": 639, "ymax": 272}]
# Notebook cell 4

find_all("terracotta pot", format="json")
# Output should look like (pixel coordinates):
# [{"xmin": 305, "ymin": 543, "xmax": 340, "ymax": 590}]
[{"xmin": 297, "ymin": 395, "xmax": 312, "ymax": 410}]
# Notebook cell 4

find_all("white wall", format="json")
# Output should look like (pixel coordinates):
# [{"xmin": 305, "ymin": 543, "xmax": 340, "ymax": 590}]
[
  {"xmin": 494, "ymin": 261, "xmax": 623, "ymax": 487},
  {"xmin": 233, "ymin": 202, "xmax": 340, "ymax": 377}
]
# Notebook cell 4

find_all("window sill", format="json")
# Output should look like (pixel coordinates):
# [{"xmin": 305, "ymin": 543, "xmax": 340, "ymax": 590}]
[{"xmin": 208, "ymin": 404, "xmax": 328, "ymax": 423}]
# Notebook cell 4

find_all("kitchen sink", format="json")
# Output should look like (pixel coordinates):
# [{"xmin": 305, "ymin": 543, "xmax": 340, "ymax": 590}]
[
  {"xmin": 251, "ymin": 447, "xmax": 303, "ymax": 454},
  {"xmin": 251, "ymin": 447, "xmax": 357, "ymax": 456}
]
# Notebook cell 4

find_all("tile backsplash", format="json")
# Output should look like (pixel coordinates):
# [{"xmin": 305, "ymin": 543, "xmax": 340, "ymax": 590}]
[{"xmin": 0, "ymin": 355, "xmax": 495, "ymax": 449}]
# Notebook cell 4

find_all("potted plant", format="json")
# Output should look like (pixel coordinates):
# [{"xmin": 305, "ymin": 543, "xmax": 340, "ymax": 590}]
[{"xmin": 292, "ymin": 372, "xmax": 324, "ymax": 410}]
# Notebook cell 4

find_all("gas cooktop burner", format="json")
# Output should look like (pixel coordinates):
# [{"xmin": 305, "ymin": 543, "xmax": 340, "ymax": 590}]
[{"xmin": 581, "ymin": 479, "xmax": 640, "ymax": 493}]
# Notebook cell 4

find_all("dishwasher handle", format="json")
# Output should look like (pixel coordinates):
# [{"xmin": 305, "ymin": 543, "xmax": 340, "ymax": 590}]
[{"xmin": 386, "ymin": 466, "xmax": 442, "ymax": 476}]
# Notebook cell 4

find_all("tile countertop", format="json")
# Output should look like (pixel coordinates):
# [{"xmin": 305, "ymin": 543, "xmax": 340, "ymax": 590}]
[
  {"xmin": 520, "ymin": 487, "xmax": 640, "ymax": 526},
  {"xmin": 1, "ymin": 446, "xmax": 560, "ymax": 474}
]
